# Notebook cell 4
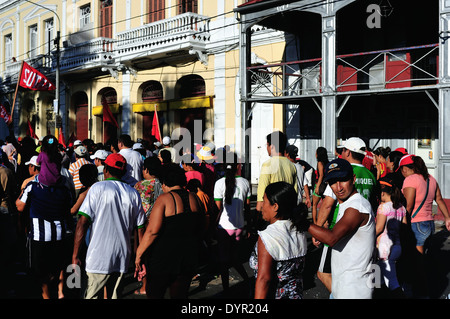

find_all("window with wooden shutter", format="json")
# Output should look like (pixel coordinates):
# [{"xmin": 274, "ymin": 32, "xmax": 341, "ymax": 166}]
[
  {"xmin": 178, "ymin": 0, "xmax": 197, "ymax": 14},
  {"xmin": 148, "ymin": 0, "xmax": 165, "ymax": 23},
  {"xmin": 100, "ymin": 0, "xmax": 113, "ymax": 38}
]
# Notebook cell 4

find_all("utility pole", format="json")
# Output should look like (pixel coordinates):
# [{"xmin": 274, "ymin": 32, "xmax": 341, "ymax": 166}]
[{"xmin": 54, "ymin": 30, "xmax": 60, "ymax": 137}]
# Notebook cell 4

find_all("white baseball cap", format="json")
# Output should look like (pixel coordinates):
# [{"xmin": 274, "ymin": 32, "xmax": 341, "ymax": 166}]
[
  {"xmin": 74, "ymin": 140, "xmax": 83, "ymax": 147},
  {"xmin": 90, "ymin": 149, "xmax": 109, "ymax": 160},
  {"xmin": 341, "ymin": 137, "xmax": 367, "ymax": 155},
  {"xmin": 133, "ymin": 143, "xmax": 144, "ymax": 150},
  {"xmin": 25, "ymin": 155, "xmax": 40, "ymax": 167},
  {"xmin": 162, "ymin": 136, "xmax": 171, "ymax": 145}
]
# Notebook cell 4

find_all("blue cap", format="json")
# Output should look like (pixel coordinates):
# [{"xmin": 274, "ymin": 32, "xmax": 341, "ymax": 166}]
[{"xmin": 324, "ymin": 158, "xmax": 353, "ymax": 183}]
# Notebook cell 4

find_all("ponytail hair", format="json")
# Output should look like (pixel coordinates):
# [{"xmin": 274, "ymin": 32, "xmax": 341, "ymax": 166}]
[
  {"xmin": 224, "ymin": 152, "xmax": 238, "ymax": 205},
  {"xmin": 411, "ymin": 155, "xmax": 429, "ymax": 181},
  {"xmin": 380, "ymin": 177, "xmax": 404, "ymax": 210}
]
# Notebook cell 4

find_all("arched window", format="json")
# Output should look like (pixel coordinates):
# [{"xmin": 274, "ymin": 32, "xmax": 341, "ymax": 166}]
[
  {"xmin": 176, "ymin": 74, "xmax": 205, "ymax": 99},
  {"xmin": 142, "ymin": 81, "xmax": 163, "ymax": 102}
]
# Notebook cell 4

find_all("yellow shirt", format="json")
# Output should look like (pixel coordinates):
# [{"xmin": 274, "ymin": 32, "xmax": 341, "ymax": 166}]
[{"xmin": 256, "ymin": 156, "xmax": 298, "ymax": 202}]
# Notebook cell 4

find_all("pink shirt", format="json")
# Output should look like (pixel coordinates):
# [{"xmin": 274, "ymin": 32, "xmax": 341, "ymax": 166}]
[
  {"xmin": 402, "ymin": 174, "xmax": 437, "ymax": 222},
  {"xmin": 185, "ymin": 170, "xmax": 205, "ymax": 187}
]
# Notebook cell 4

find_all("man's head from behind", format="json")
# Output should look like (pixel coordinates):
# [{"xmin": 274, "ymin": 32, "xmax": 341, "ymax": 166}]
[
  {"xmin": 104, "ymin": 153, "xmax": 127, "ymax": 179},
  {"xmin": 266, "ymin": 131, "xmax": 288, "ymax": 156},
  {"xmin": 339, "ymin": 137, "xmax": 367, "ymax": 164}
]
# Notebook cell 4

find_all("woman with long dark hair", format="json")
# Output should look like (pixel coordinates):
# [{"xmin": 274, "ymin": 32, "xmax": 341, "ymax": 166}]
[
  {"xmin": 213, "ymin": 152, "xmax": 251, "ymax": 295},
  {"xmin": 249, "ymin": 181, "xmax": 308, "ymax": 299},
  {"xmin": 375, "ymin": 177, "xmax": 407, "ymax": 298},
  {"xmin": 385, "ymin": 150, "xmax": 405, "ymax": 190},
  {"xmin": 399, "ymin": 154, "xmax": 450, "ymax": 298},
  {"xmin": 400, "ymin": 155, "xmax": 450, "ymax": 253},
  {"xmin": 311, "ymin": 147, "xmax": 329, "ymax": 224}
]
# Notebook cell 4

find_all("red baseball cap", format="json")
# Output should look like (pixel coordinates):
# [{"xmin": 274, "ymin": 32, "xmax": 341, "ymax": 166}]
[
  {"xmin": 396, "ymin": 154, "xmax": 414, "ymax": 172},
  {"xmin": 104, "ymin": 153, "xmax": 127, "ymax": 170},
  {"xmin": 394, "ymin": 147, "xmax": 408, "ymax": 155}
]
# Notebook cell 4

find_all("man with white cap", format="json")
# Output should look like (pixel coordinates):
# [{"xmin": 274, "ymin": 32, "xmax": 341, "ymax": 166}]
[
  {"xmin": 20, "ymin": 156, "xmax": 40, "ymax": 191},
  {"xmin": 91, "ymin": 149, "xmax": 110, "ymax": 181},
  {"xmin": 162, "ymin": 136, "xmax": 177, "ymax": 163},
  {"xmin": 313, "ymin": 137, "xmax": 377, "ymax": 294}
]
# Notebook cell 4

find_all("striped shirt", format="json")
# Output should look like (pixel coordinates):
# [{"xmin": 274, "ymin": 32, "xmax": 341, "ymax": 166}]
[
  {"xmin": 19, "ymin": 178, "xmax": 72, "ymax": 242},
  {"xmin": 69, "ymin": 158, "xmax": 92, "ymax": 190}
]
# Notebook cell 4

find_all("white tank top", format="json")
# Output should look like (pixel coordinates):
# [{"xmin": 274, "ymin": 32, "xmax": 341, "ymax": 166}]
[{"xmin": 331, "ymin": 192, "xmax": 376, "ymax": 299}]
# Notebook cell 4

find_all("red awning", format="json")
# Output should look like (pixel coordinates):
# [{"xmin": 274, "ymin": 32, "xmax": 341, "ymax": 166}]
[{"xmin": 237, "ymin": 0, "xmax": 265, "ymax": 8}]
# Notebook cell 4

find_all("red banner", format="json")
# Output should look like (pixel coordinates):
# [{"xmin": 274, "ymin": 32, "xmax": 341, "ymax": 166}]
[
  {"xmin": 102, "ymin": 95, "xmax": 119, "ymax": 128},
  {"xmin": 152, "ymin": 106, "xmax": 161, "ymax": 142},
  {"xmin": 0, "ymin": 103, "xmax": 11, "ymax": 125},
  {"xmin": 19, "ymin": 62, "xmax": 55, "ymax": 91},
  {"xmin": 27, "ymin": 119, "xmax": 38, "ymax": 139}
]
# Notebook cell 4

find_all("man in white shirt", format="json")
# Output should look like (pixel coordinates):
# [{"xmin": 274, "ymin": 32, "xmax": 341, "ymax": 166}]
[
  {"xmin": 118, "ymin": 134, "xmax": 143, "ymax": 186},
  {"xmin": 305, "ymin": 158, "xmax": 375, "ymax": 299},
  {"xmin": 72, "ymin": 153, "xmax": 145, "ymax": 299}
]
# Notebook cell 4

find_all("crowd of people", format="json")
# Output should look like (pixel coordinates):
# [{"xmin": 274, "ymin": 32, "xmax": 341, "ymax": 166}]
[
  {"xmin": 0, "ymin": 130, "xmax": 449, "ymax": 300},
  {"xmin": 251, "ymin": 131, "xmax": 450, "ymax": 299}
]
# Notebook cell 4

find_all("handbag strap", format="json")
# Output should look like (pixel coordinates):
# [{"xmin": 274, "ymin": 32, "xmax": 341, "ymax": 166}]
[{"xmin": 411, "ymin": 178, "xmax": 430, "ymax": 219}]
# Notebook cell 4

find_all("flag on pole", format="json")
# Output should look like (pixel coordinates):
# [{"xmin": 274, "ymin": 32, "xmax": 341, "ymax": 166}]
[
  {"xmin": 26, "ymin": 119, "xmax": 38, "ymax": 139},
  {"xmin": 19, "ymin": 61, "xmax": 56, "ymax": 91},
  {"xmin": 67, "ymin": 132, "xmax": 76, "ymax": 147},
  {"xmin": 58, "ymin": 129, "xmax": 66, "ymax": 148},
  {"xmin": 102, "ymin": 95, "xmax": 118, "ymax": 128},
  {"xmin": 152, "ymin": 104, "xmax": 161, "ymax": 142},
  {"xmin": 0, "ymin": 103, "xmax": 11, "ymax": 125}
]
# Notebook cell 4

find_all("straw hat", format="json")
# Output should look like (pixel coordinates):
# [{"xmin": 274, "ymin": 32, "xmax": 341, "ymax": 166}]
[{"xmin": 196, "ymin": 146, "xmax": 214, "ymax": 161}]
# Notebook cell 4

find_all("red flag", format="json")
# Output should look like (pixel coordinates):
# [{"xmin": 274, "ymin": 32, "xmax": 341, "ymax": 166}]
[
  {"xmin": 19, "ymin": 62, "xmax": 55, "ymax": 91},
  {"xmin": 67, "ymin": 132, "xmax": 76, "ymax": 147},
  {"xmin": 26, "ymin": 119, "xmax": 38, "ymax": 139},
  {"xmin": 0, "ymin": 103, "xmax": 11, "ymax": 125},
  {"xmin": 152, "ymin": 105, "xmax": 161, "ymax": 142},
  {"xmin": 58, "ymin": 129, "xmax": 66, "ymax": 148},
  {"xmin": 102, "ymin": 95, "xmax": 118, "ymax": 128}
]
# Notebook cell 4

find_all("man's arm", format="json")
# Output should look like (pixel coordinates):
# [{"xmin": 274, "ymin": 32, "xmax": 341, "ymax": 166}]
[
  {"xmin": 308, "ymin": 207, "xmax": 369, "ymax": 247},
  {"xmin": 72, "ymin": 214, "xmax": 90, "ymax": 266},
  {"xmin": 315, "ymin": 195, "xmax": 335, "ymax": 226}
]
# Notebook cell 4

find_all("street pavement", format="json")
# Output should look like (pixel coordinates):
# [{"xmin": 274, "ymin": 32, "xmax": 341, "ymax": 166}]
[{"xmin": 2, "ymin": 212, "xmax": 450, "ymax": 300}]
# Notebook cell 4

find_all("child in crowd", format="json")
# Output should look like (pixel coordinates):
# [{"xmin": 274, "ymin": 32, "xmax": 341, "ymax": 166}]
[
  {"xmin": 375, "ymin": 177, "xmax": 407, "ymax": 298},
  {"xmin": 36, "ymin": 135, "xmax": 62, "ymax": 186}
]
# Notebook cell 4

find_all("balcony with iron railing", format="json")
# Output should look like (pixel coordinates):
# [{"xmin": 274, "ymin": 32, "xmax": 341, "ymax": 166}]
[{"xmin": 247, "ymin": 43, "xmax": 440, "ymax": 101}]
